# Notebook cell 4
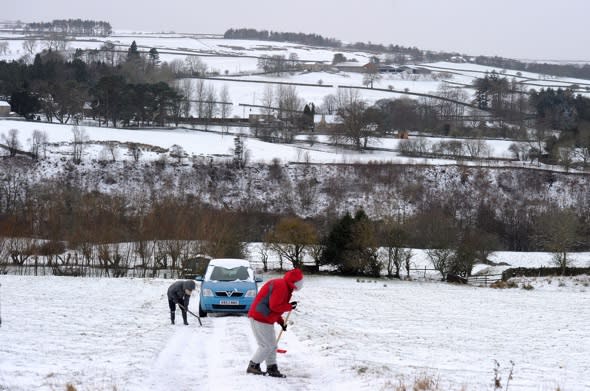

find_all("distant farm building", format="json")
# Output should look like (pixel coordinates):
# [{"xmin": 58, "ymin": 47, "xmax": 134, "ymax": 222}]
[
  {"xmin": 397, "ymin": 66, "xmax": 432, "ymax": 75},
  {"xmin": 0, "ymin": 100, "xmax": 10, "ymax": 116},
  {"xmin": 249, "ymin": 113, "xmax": 275, "ymax": 124},
  {"xmin": 334, "ymin": 61, "xmax": 368, "ymax": 73}
]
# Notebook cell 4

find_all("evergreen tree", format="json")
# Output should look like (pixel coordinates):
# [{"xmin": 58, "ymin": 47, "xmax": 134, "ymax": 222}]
[
  {"xmin": 127, "ymin": 40, "xmax": 140, "ymax": 62},
  {"xmin": 148, "ymin": 48, "xmax": 160, "ymax": 68},
  {"xmin": 321, "ymin": 210, "xmax": 380, "ymax": 276}
]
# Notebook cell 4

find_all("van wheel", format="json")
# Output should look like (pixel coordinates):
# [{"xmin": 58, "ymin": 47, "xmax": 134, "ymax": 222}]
[{"xmin": 199, "ymin": 304, "xmax": 207, "ymax": 317}]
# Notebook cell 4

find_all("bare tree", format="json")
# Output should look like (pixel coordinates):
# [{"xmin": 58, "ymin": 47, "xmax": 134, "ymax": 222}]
[
  {"xmin": 168, "ymin": 59, "xmax": 185, "ymax": 76},
  {"xmin": 257, "ymin": 243, "xmax": 271, "ymax": 272},
  {"xmin": 71, "ymin": 126, "xmax": 88, "ymax": 164},
  {"xmin": 288, "ymin": 53, "xmax": 300, "ymax": 69},
  {"xmin": 169, "ymin": 144, "xmax": 186, "ymax": 164},
  {"xmin": 362, "ymin": 63, "xmax": 382, "ymax": 89},
  {"xmin": 265, "ymin": 217, "xmax": 318, "ymax": 269},
  {"xmin": 0, "ymin": 41, "xmax": 8, "ymax": 55},
  {"xmin": 464, "ymin": 139, "xmax": 491, "ymax": 159},
  {"xmin": 321, "ymin": 94, "xmax": 337, "ymax": 115},
  {"xmin": 194, "ymin": 79, "xmax": 206, "ymax": 119},
  {"xmin": 427, "ymin": 248, "xmax": 454, "ymax": 279},
  {"xmin": 184, "ymin": 56, "xmax": 207, "ymax": 76},
  {"xmin": 29, "ymin": 130, "xmax": 47, "ymax": 160},
  {"xmin": 528, "ymin": 125, "xmax": 549, "ymax": 166},
  {"xmin": 334, "ymin": 88, "xmax": 369, "ymax": 149},
  {"xmin": 44, "ymin": 33, "xmax": 68, "ymax": 51},
  {"xmin": 379, "ymin": 218, "xmax": 412, "ymax": 279},
  {"xmin": 128, "ymin": 143, "xmax": 142, "ymax": 163},
  {"xmin": 219, "ymin": 84, "xmax": 231, "ymax": 133},
  {"xmin": 437, "ymin": 84, "xmax": 468, "ymax": 123},
  {"xmin": 177, "ymin": 79, "xmax": 194, "ymax": 119},
  {"xmin": 106, "ymin": 141, "xmax": 119, "ymax": 162},
  {"xmin": 100, "ymin": 41, "xmax": 118, "ymax": 67},
  {"xmin": 260, "ymin": 84, "xmax": 275, "ymax": 118},
  {"xmin": 257, "ymin": 55, "xmax": 287, "ymax": 75},
  {"xmin": 573, "ymin": 125, "xmax": 590, "ymax": 169},
  {"xmin": 2, "ymin": 129, "xmax": 21, "ymax": 157},
  {"xmin": 203, "ymin": 84, "xmax": 217, "ymax": 129},
  {"xmin": 275, "ymin": 85, "xmax": 302, "ymax": 142},
  {"xmin": 535, "ymin": 208, "xmax": 581, "ymax": 274}
]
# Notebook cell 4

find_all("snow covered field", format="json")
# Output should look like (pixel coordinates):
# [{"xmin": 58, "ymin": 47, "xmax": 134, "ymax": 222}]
[
  {"xmin": 0, "ymin": 118, "xmax": 537, "ymax": 167},
  {"xmin": 2, "ymin": 30, "xmax": 590, "ymax": 114},
  {"xmin": 1, "ymin": 272, "xmax": 589, "ymax": 391}
]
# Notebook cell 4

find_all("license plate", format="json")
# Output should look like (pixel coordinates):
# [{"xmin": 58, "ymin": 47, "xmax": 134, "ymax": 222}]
[{"xmin": 219, "ymin": 300, "xmax": 239, "ymax": 305}]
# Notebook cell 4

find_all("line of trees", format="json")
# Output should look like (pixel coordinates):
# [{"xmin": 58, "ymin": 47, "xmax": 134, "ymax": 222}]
[
  {"xmin": 0, "ymin": 41, "xmax": 185, "ymax": 126},
  {"xmin": 1, "ymin": 186, "xmax": 586, "ymax": 278},
  {"xmin": 1, "ymin": 159, "xmax": 588, "ymax": 277},
  {"xmin": 224, "ymin": 28, "xmax": 342, "ymax": 48},
  {"xmin": 1, "ymin": 41, "xmax": 237, "ymax": 128},
  {"xmin": 474, "ymin": 55, "xmax": 590, "ymax": 83},
  {"xmin": 24, "ymin": 19, "xmax": 112, "ymax": 37}
]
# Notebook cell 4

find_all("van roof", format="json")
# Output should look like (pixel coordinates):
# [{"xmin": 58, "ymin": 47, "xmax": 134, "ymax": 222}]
[{"xmin": 208, "ymin": 258, "xmax": 251, "ymax": 268}]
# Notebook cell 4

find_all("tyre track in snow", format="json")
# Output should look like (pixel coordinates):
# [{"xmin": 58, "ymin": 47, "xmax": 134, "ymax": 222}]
[
  {"xmin": 144, "ymin": 312, "xmax": 361, "ymax": 390},
  {"xmin": 142, "ymin": 324, "xmax": 214, "ymax": 391}
]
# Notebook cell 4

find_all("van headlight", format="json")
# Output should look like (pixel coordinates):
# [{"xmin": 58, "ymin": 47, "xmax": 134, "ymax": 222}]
[
  {"xmin": 202, "ymin": 288, "xmax": 214, "ymax": 297},
  {"xmin": 245, "ymin": 289, "xmax": 256, "ymax": 297}
]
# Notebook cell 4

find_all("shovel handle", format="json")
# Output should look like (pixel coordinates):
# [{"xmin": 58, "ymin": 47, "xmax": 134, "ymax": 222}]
[
  {"xmin": 179, "ymin": 304, "xmax": 203, "ymax": 327},
  {"xmin": 276, "ymin": 310, "xmax": 291, "ymax": 344}
]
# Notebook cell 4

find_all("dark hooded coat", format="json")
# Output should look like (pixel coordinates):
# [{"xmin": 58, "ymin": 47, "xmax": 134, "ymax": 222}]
[{"xmin": 167, "ymin": 280, "xmax": 196, "ymax": 309}]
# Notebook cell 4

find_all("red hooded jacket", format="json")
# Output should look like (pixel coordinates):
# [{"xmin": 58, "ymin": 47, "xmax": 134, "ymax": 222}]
[{"xmin": 248, "ymin": 269, "xmax": 303, "ymax": 325}]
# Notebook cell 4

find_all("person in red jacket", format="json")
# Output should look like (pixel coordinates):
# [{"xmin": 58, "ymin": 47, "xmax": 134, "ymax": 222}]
[{"xmin": 246, "ymin": 268, "xmax": 303, "ymax": 378}]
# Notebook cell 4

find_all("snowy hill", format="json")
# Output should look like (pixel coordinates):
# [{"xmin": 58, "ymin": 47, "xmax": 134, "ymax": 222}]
[
  {"xmin": 2, "ymin": 29, "xmax": 590, "ymax": 118},
  {"xmin": 1, "ymin": 27, "xmax": 590, "ymax": 391},
  {"xmin": 1, "ymin": 118, "xmax": 587, "ymax": 220}
]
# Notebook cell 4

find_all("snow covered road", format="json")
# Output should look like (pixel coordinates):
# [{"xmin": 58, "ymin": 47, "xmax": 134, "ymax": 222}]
[{"xmin": 1, "ymin": 274, "xmax": 589, "ymax": 390}]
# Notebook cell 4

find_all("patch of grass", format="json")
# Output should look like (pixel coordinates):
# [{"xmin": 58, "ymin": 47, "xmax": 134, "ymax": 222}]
[
  {"xmin": 413, "ymin": 375, "xmax": 440, "ymax": 390},
  {"xmin": 388, "ymin": 374, "xmax": 441, "ymax": 391},
  {"xmin": 64, "ymin": 385, "xmax": 118, "ymax": 391},
  {"xmin": 522, "ymin": 283, "xmax": 534, "ymax": 290},
  {"xmin": 490, "ymin": 280, "xmax": 517, "ymax": 289}
]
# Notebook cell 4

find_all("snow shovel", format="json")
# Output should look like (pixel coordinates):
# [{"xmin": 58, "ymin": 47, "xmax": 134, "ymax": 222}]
[
  {"xmin": 178, "ymin": 304, "xmax": 203, "ymax": 327},
  {"xmin": 276, "ymin": 311, "xmax": 292, "ymax": 354}
]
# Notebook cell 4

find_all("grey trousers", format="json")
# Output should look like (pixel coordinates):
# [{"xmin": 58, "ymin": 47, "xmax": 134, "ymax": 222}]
[{"xmin": 249, "ymin": 318, "xmax": 277, "ymax": 366}]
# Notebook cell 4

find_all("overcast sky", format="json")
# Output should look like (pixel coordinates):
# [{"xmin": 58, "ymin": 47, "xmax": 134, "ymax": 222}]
[{"xmin": 4, "ymin": 0, "xmax": 589, "ymax": 61}]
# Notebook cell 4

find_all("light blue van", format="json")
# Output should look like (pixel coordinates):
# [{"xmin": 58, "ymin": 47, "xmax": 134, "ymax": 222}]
[{"xmin": 196, "ymin": 258, "xmax": 263, "ymax": 317}]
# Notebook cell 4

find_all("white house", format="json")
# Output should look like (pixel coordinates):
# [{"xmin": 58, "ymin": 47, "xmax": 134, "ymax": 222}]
[{"xmin": 0, "ymin": 100, "xmax": 11, "ymax": 116}]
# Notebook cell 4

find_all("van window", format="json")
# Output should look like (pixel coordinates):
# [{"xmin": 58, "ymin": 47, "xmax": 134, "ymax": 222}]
[{"xmin": 208, "ymin": 265, "xmax": 252, "ymax": 282}]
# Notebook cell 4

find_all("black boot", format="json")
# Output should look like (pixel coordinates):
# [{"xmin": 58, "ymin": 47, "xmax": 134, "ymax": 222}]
[
  {"xmin": 170, "ymin": 311, "xmax": 175, "ymax": 325},
  {"xmin": 246, "ymin": 361, "xmax": 265, "ymax": 375},
  {"xmin": 182, "ymin": 311, "xmax": 188, "ymax": 325},
  {"xmin": 266, "ymin": 364, "xmax": 286, "ymax": 378}
]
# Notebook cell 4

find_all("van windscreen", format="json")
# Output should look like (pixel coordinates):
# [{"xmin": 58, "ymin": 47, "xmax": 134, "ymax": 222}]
[{"xmin": 209, "ymin": 265, "xmax": 252, "ymax": 281}]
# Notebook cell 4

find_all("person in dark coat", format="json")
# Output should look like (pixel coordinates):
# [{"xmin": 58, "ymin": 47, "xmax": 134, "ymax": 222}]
[
  {"xmin": 246, "ymin": 268, "xmax": 303, "ymax": 378},
  {"xmin": 167, "ymin": 280, "xmax": 196, "ymax": 325}
]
